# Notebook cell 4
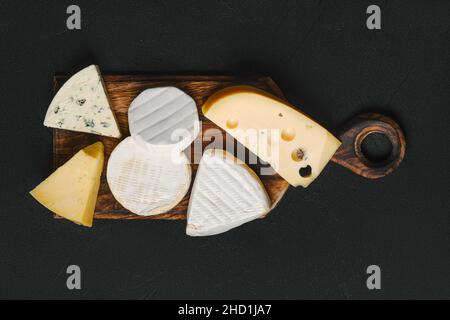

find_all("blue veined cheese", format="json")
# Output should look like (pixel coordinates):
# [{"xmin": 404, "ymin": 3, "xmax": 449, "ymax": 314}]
[
  {"xmin": 44, "ymin": 65, "xmax": 121, "ymax": 138},
  {"xmin": 186, "ymin": 149, "xmax": 271, "ymax": 237}
]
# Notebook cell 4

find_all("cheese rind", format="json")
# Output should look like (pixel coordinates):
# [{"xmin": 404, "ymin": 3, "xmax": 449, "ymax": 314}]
[
  {"xmin": 187, "ymin": 149, "xmax": 271, "ymax": 237},
  {"xmin": 107, "ymin": 137, "xmax": 191, "ymax": 216},
  {"xmin": 30, "ymin": 142, "xmax": 104, "ymax": 227},
  {"xmin": 128, "ymin": 87, "xmax": 199, "ymax": 152},
  {"xmin": 44, "ymin": 65, "xmax": 121, "ymax": 138},
  {"xmin": 202, "ymin": 86, "xmax": 342, "ymax": 187}
]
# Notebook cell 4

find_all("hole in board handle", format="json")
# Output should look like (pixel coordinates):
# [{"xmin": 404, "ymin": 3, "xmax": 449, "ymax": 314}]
[{"xmin": 360, "ymin": 132, "xmax": 393, "ymax": 165}]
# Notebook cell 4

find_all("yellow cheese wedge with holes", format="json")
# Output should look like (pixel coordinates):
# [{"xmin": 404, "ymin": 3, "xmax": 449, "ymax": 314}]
[
  {"xmin": 30, "ymin": 142, "xmax": 104, "ymax": 227},
  {"xmin": 202, "ymin": 86, "xmax": 341, "ymax": 188}
]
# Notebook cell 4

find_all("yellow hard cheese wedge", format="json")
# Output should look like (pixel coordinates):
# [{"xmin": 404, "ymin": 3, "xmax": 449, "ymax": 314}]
[
  {"xmin": 202, "ymin": 86, "xmax": 341, "ymax": 188},
  {"xmin": 30, "ymin": 142, "xmax": 105, "ymax": 227}
]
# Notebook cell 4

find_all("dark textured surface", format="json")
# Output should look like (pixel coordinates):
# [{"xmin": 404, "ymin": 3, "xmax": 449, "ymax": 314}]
[{"xmin": 0, "ymin": 0, "xmax": 449, "ymax": 299}]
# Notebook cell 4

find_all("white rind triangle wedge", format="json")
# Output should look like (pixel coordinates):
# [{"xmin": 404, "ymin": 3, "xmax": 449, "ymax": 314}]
[{"xmin": 187, "ymin": 149, "xmax": 271, "ymax": 237}]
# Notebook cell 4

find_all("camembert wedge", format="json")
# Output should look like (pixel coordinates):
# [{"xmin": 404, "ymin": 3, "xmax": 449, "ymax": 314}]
[
  {"xmin": 30, "ymin": 142, "xmax": 105, "ymax": 227},
  {"xmin": 187, "ymin": 149, "xmax": 271, "ymax": 237},
  {"xmin": 44, "ymin": 65, "xmax": 121, "ymax": 138},
  {"xmin": 202, "ymin": 86, "xmax": 341, "ymax": 188}
]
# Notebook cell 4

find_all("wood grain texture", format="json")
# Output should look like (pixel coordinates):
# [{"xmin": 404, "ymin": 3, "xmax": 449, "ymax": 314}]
[
  {"xmin": 53, "ymin": 75, "xmax": 290, "ymax": 220},
  {"xmin": 331, "ymin": 113, "xmax": 406, "ymax": 179}
]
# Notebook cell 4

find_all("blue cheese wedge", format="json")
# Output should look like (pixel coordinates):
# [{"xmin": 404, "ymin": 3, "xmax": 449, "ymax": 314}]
[{"xmin": 44, "ymin": 65, "xmax": 121, "ymax": 138}]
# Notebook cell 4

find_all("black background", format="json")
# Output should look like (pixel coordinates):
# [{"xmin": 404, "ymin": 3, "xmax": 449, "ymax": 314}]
[{"xmin": 0, "ymin": 0, "xmax": 449, "ymax": 300}]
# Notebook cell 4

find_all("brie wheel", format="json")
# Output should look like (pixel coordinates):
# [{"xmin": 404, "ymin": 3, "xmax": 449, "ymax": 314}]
[
  {"xmin": 107, "ymin": 137, "xmax": 191, "ymax": 216},
  {"xmin": 187, "ymin": 149, "xmax": 271, "ymax": 237},
  {"xmin": 128, "ymin": 87, "xmax": 200, "ymax": 152}
]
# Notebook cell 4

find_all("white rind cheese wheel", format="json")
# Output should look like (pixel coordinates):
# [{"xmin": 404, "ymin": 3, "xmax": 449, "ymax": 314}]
[
  {"xmin": 44, "ymin": 65, "xmax": 121, "ymax": 138},
  {"xmin": 107, "ymin": 137, "xmax": 191, "ymax": 216},
  {"xmin": 128, "ymin": 87, "xmax": 200, "ymax": 152},
  {"xmin": 186, "ymin": 149, "xmax": 271, "ymax": 237}
]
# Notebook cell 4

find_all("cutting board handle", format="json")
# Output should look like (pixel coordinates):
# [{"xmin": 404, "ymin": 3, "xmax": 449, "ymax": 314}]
[{"xmin": 331, "ymin": 113, "xmax": 406, "ymax": 179}]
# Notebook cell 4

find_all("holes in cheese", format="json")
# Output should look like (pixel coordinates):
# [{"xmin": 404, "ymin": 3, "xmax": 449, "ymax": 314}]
[
  {"xmin": 202, "ymin": 86, "xmax": 342, "ymax": 188},
  {"xmin": 299, "ymin": 165, "xmax": 312, "ymax": 178},
  {"xmin": 281, "ymin": 128, "xmax": 296, "ymax": 141},
  {"xmin": 291, "ymin": 148, "xmax": 305, "ymax": 162},
  {"xmin": 226, "ymin": 119, "xmax": 239, "ymax": 129},
  {"xmin": 30, "ymin": 142, "xmax": 105, "ymax": 227}
]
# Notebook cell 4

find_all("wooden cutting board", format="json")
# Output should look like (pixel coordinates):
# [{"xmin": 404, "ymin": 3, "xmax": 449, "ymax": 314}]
[
  {"xmin": 53, "ymin": 75, "xmax": 290, "ymax": 220},
  {"xmin": 53, "ymin": 74, "xmax": 406, "ymax": 221}
]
